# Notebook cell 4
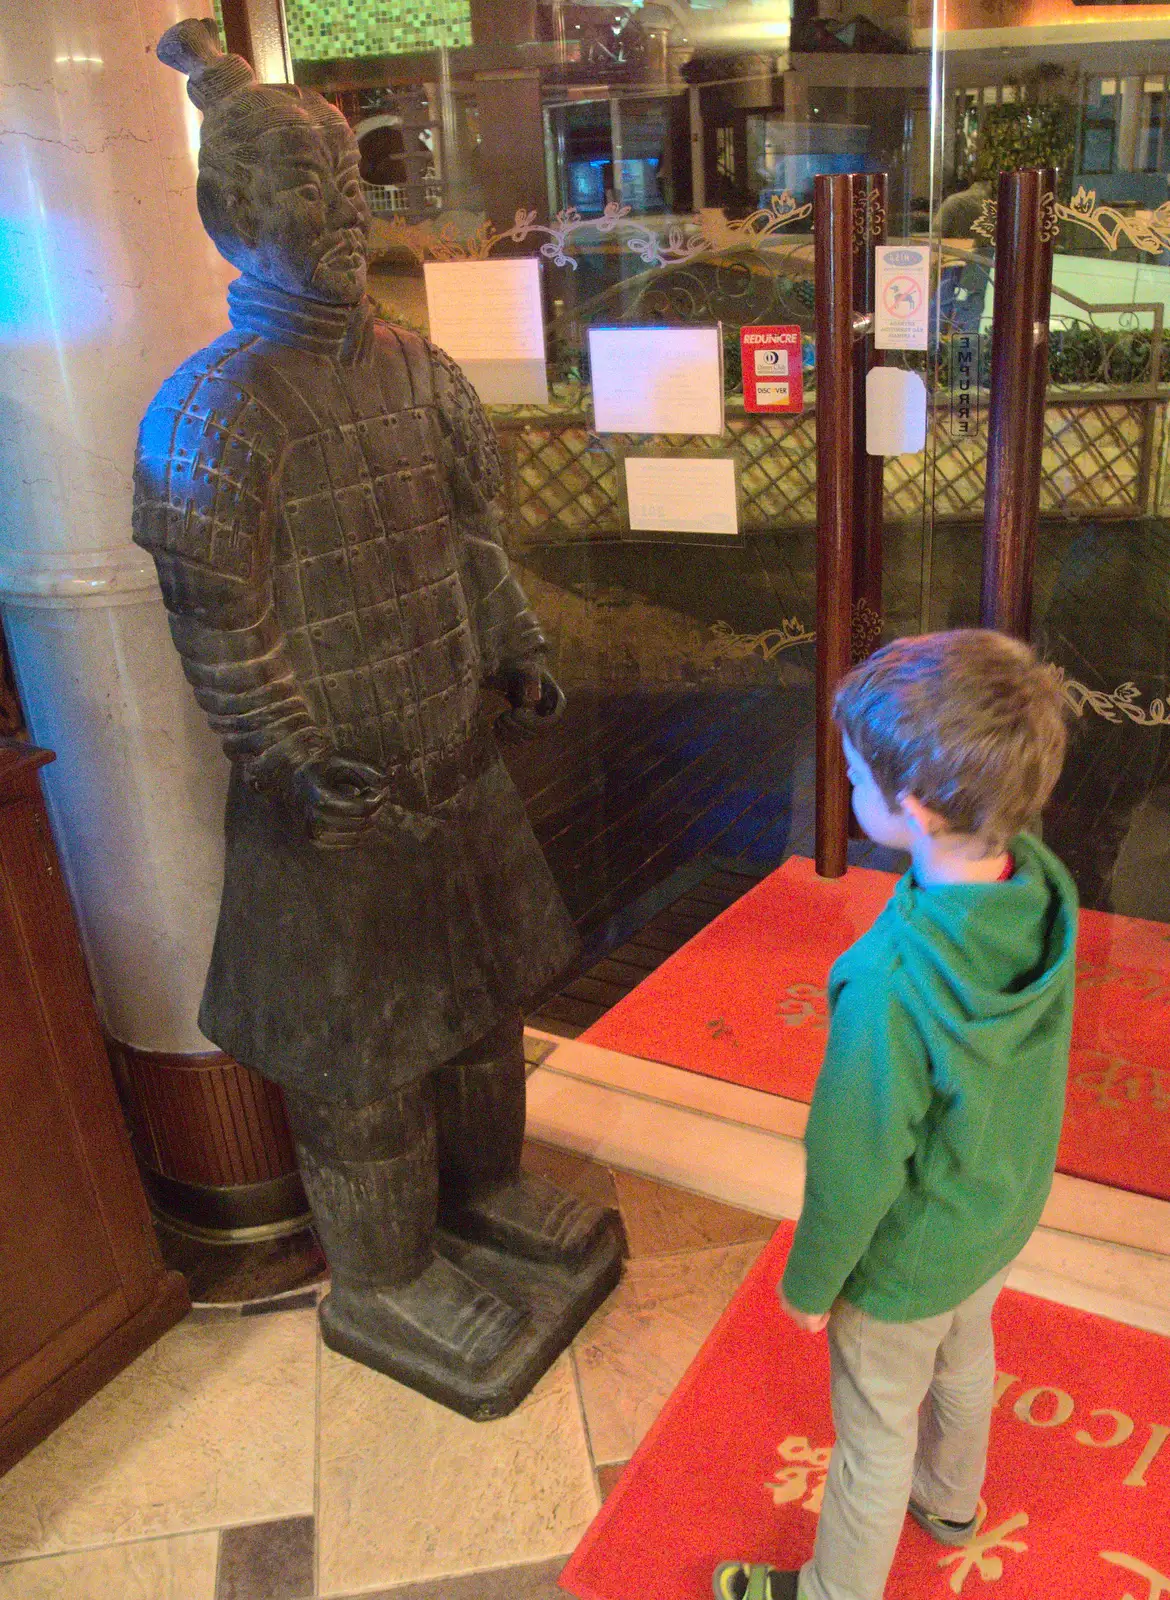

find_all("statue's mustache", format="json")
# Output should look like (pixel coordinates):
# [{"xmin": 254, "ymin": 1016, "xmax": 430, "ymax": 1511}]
[{"xmin": 314, "ymin": 230, "xmax": 366, "ymax": 275}]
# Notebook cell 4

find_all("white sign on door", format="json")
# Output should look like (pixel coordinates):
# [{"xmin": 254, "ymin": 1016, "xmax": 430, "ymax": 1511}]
[{"xmin": 874, "ymin": 246, "xmax": 930, "ymax": 352}]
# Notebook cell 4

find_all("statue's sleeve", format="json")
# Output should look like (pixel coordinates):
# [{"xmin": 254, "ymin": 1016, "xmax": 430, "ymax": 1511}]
[
  {"xmin": 428, "ymin": 341, "xmax": 547, "ymax": 680},
  {"xmin": 132, "ymin": 367, "xmax": 331, "ymax": 786}
]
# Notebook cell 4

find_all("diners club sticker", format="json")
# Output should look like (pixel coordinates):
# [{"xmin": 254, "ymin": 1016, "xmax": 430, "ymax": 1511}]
[{"xmin": 741, "ymin": 325, "xmax": 804, "ymax": 413}]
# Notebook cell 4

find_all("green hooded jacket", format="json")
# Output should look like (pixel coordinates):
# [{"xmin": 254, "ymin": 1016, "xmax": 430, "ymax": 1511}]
[{"xmin": 781, "ymin": 833, "xmax": 1078, "ymax": 1322}]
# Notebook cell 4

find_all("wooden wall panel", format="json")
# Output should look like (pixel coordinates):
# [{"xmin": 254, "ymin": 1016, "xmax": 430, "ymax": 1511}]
[{"xmin": 0, "ymin": 742, "xmax": 188, "ymax": 1474}]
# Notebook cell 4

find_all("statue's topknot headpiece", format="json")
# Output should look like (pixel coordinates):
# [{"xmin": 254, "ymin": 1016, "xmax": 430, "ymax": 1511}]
[{"xmin": 157, "ymin": 18, "xmax": 255, "ymax": 112}]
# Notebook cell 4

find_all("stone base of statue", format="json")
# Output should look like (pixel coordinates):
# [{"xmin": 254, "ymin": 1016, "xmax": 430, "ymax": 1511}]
[{"xmin": 319, "ymin": 1220, "xmax": 623, "ymax": 1420}]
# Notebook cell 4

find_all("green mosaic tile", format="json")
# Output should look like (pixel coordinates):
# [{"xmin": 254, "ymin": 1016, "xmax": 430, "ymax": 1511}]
[{"xmin": 285, "ymin": 0, "xmax": 472, "ymax": 62}]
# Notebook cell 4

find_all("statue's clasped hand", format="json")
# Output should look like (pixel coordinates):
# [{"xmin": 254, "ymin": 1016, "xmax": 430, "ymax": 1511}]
[
  {"xmin": 495, "ymin": 662, "xmax": 566, "ymax": 743},
  {"xmin": 288, "ymin": 755, "xmax": 442, "ymax": 849},
  {"xmin": 288, "ymin": 755, "xmax": 388, "ymax": 850}
]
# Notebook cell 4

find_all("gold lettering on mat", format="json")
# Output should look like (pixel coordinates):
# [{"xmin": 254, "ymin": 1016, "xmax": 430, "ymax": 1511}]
[
  {"xmin": 1077, "ymin": 1409, "xmax": 1137, "ymax": 1450},
  {"xmin": 1075, "ymin": 962, "xmax": 1170, "ymax": 1005},
  {"xmin": 1013, "ymin": 1387, "xmax": 1076, "ymax": 1428},
  {"xmin": 994, "ymin": 1376, "xmax": 1168, "ymax": 1488},
  {"xmin": 1101, "ymin": 1551, "xmax": 1170, "ymax": 1600},
  {"xmin": 777, "ymin": 984, "xmax": 828, "ymax": 1029},
  {"xmin": 1071, "ymin": 1057, "xmax": 1170, "ymax": 1114},
  {"xmin": 1124, "ymin": 1424, "xmax": 1170, "ymax": 1489},
  {"xmin": 993, "ymin": 1372, "xmax": 1020, "ymax": 1407},
  {"xmin": 938, "ymin": 1502, "xmax": 1029, "ymax": 1594},
  {"xmin": 764, "ymin": 1436, "xmax": 831, "ymax": 1515}
]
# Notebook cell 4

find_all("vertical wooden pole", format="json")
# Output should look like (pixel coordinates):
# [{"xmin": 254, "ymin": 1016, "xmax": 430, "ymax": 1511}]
[
  {"xmin": 850, "ymin": 172, "xmax": 887, "ymax": 662},
  {"xmin": 814, "ymin": 173, "xmax": 855, "ymax": 880},
  {"xmin": 981, "ymin": 167, "xmax": 1055, "ymax": 640},
  {"xmin": 219, "ymin": 0, "xmax": 292, "ymax": 81}
]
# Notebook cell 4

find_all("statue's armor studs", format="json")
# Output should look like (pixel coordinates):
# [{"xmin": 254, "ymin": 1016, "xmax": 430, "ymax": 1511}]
[{"xmin": 135, "ymin": 292, "xmax": 527, "ymax": 812}]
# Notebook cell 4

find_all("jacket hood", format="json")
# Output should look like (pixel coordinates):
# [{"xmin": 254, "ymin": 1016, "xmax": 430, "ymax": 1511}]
[{"xmin": 886, "ymin": 833, "xmax": 1078, "ymax": 1045}]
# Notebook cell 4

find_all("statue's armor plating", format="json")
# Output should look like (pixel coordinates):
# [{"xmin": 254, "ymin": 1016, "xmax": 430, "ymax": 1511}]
[
  {"xmin": 134, "ymin": 279, "xmax": 579, "ymax": 1103},
  {"xmin": 137, "ymin": 278, "xmax": 539, "ymax": 806}
]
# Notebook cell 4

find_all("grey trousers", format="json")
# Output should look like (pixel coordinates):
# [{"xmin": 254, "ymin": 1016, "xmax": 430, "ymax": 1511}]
[{"xmin": 799, "ymin": 1267, "xmax": 1012, "ymax": 1600}]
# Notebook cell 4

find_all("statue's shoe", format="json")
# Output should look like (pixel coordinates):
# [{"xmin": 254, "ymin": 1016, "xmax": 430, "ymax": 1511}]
[
  {"xmin": 328, "ymin": 1252, "xmax": 528, "ymax": 1376},
  {"xmin": 443, "ymin": 1173, "xmax": 619, "ymax": 1269}
]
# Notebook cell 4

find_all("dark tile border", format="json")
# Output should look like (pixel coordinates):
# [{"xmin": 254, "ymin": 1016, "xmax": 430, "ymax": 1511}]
[
  {"xmin": 216, "ymin": 1515, "xmax": 315, "ymax": 1600},
  {"xmin": 331, "ymin": 1555, "xmax": 569, "ymax": 1600}
]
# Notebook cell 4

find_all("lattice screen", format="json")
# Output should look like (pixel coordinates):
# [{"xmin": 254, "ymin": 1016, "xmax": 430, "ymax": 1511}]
[{"xmin": 498, "ymin": 397, "xmax": 1156, "ymax": 541}]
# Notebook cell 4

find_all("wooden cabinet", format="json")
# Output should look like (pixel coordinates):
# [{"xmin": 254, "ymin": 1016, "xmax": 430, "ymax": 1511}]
[{"xmin": 0, "ymin": 742, "xmax": 188, "ymax": 1475}]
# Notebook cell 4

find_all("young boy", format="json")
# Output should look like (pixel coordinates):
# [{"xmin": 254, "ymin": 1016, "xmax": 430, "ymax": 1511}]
[{"xmin": 715, "ymin": 629, "xmax": 1077, "ymax": 1600}]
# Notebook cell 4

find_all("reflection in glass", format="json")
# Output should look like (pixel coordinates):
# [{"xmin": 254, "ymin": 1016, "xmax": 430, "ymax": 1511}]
[
  {"xmin": 936, "ymin": 0, "xmax": 1170, "ymax": 922},
  {"xmin": 283, "ymin": 0, "xmax": 932, "ymax": 947}
]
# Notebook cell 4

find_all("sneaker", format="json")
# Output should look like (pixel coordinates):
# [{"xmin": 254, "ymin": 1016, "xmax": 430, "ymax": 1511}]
[
  {"xmin": 907, "ymin": 1500, "xmax": 979, "ymax": 1547},
  {"xmin": 712, "ymin": 1562, "xmax": 800, "ymax": 1600}
]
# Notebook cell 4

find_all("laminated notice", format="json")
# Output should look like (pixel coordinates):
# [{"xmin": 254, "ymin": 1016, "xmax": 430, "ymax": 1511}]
[{"xmin": 874, "ymin": 246, "xmax": 930, "ymax": 352}]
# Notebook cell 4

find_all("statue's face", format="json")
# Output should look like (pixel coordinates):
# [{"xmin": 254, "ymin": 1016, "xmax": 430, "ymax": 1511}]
[{"xmin": 233, "ymin": 118, "xmax": 371, "ymax": 304}]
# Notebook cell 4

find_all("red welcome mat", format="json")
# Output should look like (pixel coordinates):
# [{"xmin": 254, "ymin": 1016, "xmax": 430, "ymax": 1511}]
[
  {"xmin": 561, "ymin": 1224, "xmax": 1170, "ymax": 1600},
  {"xmin": 582, "ymin": 856, "xmax": 1170, "ymax": 1201}
]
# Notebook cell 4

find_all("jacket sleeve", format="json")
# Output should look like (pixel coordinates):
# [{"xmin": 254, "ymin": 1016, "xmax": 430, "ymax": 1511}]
[
  {"xmin": 781, "ymin": 970, "xmax": 933, "ymax": 1315},
  {"xmin": 132, "ymin": 367, "xmax": 331, "ymax": 788},
  {"xmin": 428, "ymin": 341, "xmax": 548, "ymax": 680}
]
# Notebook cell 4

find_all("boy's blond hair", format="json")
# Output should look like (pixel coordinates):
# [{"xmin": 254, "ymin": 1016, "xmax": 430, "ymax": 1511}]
[{"xmin": 834, "ymin": 630, "xmax": 1068, "ymax": 851}]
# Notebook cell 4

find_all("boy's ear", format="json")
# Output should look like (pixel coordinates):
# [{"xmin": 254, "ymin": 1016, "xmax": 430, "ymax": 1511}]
[{"xmin": 899, "ymin": 792, "xmax": 947, "ymax": 836}]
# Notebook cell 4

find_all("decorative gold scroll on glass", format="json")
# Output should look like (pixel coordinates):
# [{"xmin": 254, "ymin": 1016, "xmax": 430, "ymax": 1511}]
[
  {"xmin": 377, "ymin": 194, "xmax": 812, "ymax": 268},
  {"xmin": 974, "ymin": 187, "xmax": 1170, "ymax": 256}
]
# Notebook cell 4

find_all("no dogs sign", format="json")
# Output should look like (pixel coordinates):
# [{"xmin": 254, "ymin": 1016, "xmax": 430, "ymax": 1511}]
[
  {"xmin": 741, "ymin": 325, "xmax": 804, "ymax": 413},
  {"xmin": 874, "ymin": 245, "xmax": 930, "ymax": 351}
]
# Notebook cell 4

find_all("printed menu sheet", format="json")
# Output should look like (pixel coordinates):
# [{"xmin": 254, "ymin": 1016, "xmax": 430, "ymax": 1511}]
[
  {"xmin": 589, "ymin": 326, "xmax": 725, "ymax": 436},
  {"xmin": 624, "ymin": 456, "xmax": 739, "ymax": 537},
  {"xmin": 424, "ymin": 258, "xmax": 549, "ymax": 404}
]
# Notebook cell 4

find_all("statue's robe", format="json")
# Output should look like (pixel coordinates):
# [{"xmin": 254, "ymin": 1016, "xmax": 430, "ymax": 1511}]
[{"xmin": 134, "ymin": 278, "xmax": 579, "ymax": 1104}]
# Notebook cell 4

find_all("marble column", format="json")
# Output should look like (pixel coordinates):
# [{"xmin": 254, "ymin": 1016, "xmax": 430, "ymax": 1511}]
[{"xmin": 0, "ymin": 0, "xmax": 306, "ymax": 1235}]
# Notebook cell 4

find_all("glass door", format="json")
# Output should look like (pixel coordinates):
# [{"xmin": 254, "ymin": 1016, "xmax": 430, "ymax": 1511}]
[
  {"xmin": 284, "ymin": 0, "xmax": 937, "ymax": 953},
  {"xmin": 933, "ymin": 0, "xmax": 1170, "ymax": 922}
]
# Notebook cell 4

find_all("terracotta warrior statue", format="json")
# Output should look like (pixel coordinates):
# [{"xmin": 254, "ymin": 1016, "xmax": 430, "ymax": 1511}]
[{"xmin": 135, "ymin": 20, "xmax": 621, "ymax": 1417}]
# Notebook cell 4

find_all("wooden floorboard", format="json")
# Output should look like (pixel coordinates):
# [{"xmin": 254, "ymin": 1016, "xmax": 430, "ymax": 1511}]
[
  {"xmin": 559, "ymin": 974, "xmax": 629, "ymax": 1008},
  {"xmin": 535, "ymin": 688, "xmax": 776, "ymax": 850},
  {"xmin": 573, "ymin": 739, "xmax": 804, "ymax": 925},
  {"xmin": 511, "ymin": 681, "xmax": 818, "ymax": 1035},
  {"xmin": 529, "ymin": 993, "xmax": 603, "ymax": 1032},
  {"xmin": 565, "ymin": 706, "xmax": 810, "ymax": 929},
  {"xmin": 605, "ymin": 935, "xmax": 662, "ymax": 965},
  {"xmin": 514, "ymin": 690, "xmax": 710, "ymax": 825},
  {"xmin": 530, "ymin": 857, "xmax": 764, "ymax": 1039},
  {"xmin": 585, "ymin": 955, "xmax": 661, "ymax": 986}
]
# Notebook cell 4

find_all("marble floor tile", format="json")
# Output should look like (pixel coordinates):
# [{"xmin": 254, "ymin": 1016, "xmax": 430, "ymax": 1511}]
[
  {"xmin": 216, "ymin": 1516, "xmax": 314, "ymax": 1600},
  {"xmin": 595, "ymin": 1462, "xmax": 629, "ymax": 1503},
  {"xmin": 529, "ymin": 1035, "xmax": 810, "ymax": 1142},
  {"xmin": 316, "ymin": 1349, "xmax": 598, "ymax": 1597},
  {"xmin": 574, "ymin": 1241, "xmax": 765, "ymax": 1466},
  {"xmin": 0, "ymin": 1311, "xmax": 317, "ymax": 1563},
  {"xmin": 525, "ymin": 1068, "xmax": 806, "ymax": 1222},
  {"xmin": 612, "ymin": 1170, "xmax": 776, "ymax": 1259},
  {"xmin": 0, "ymin": 1531, "xmax": 219, "ymax": 1600},
  {"xmin": 521, "ymin": 1139, "xmax": 620, "ymax": 1213},
  {"xmin": 338, "ymin": 1555, "xmax": 567, "ymax": 1600}
]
